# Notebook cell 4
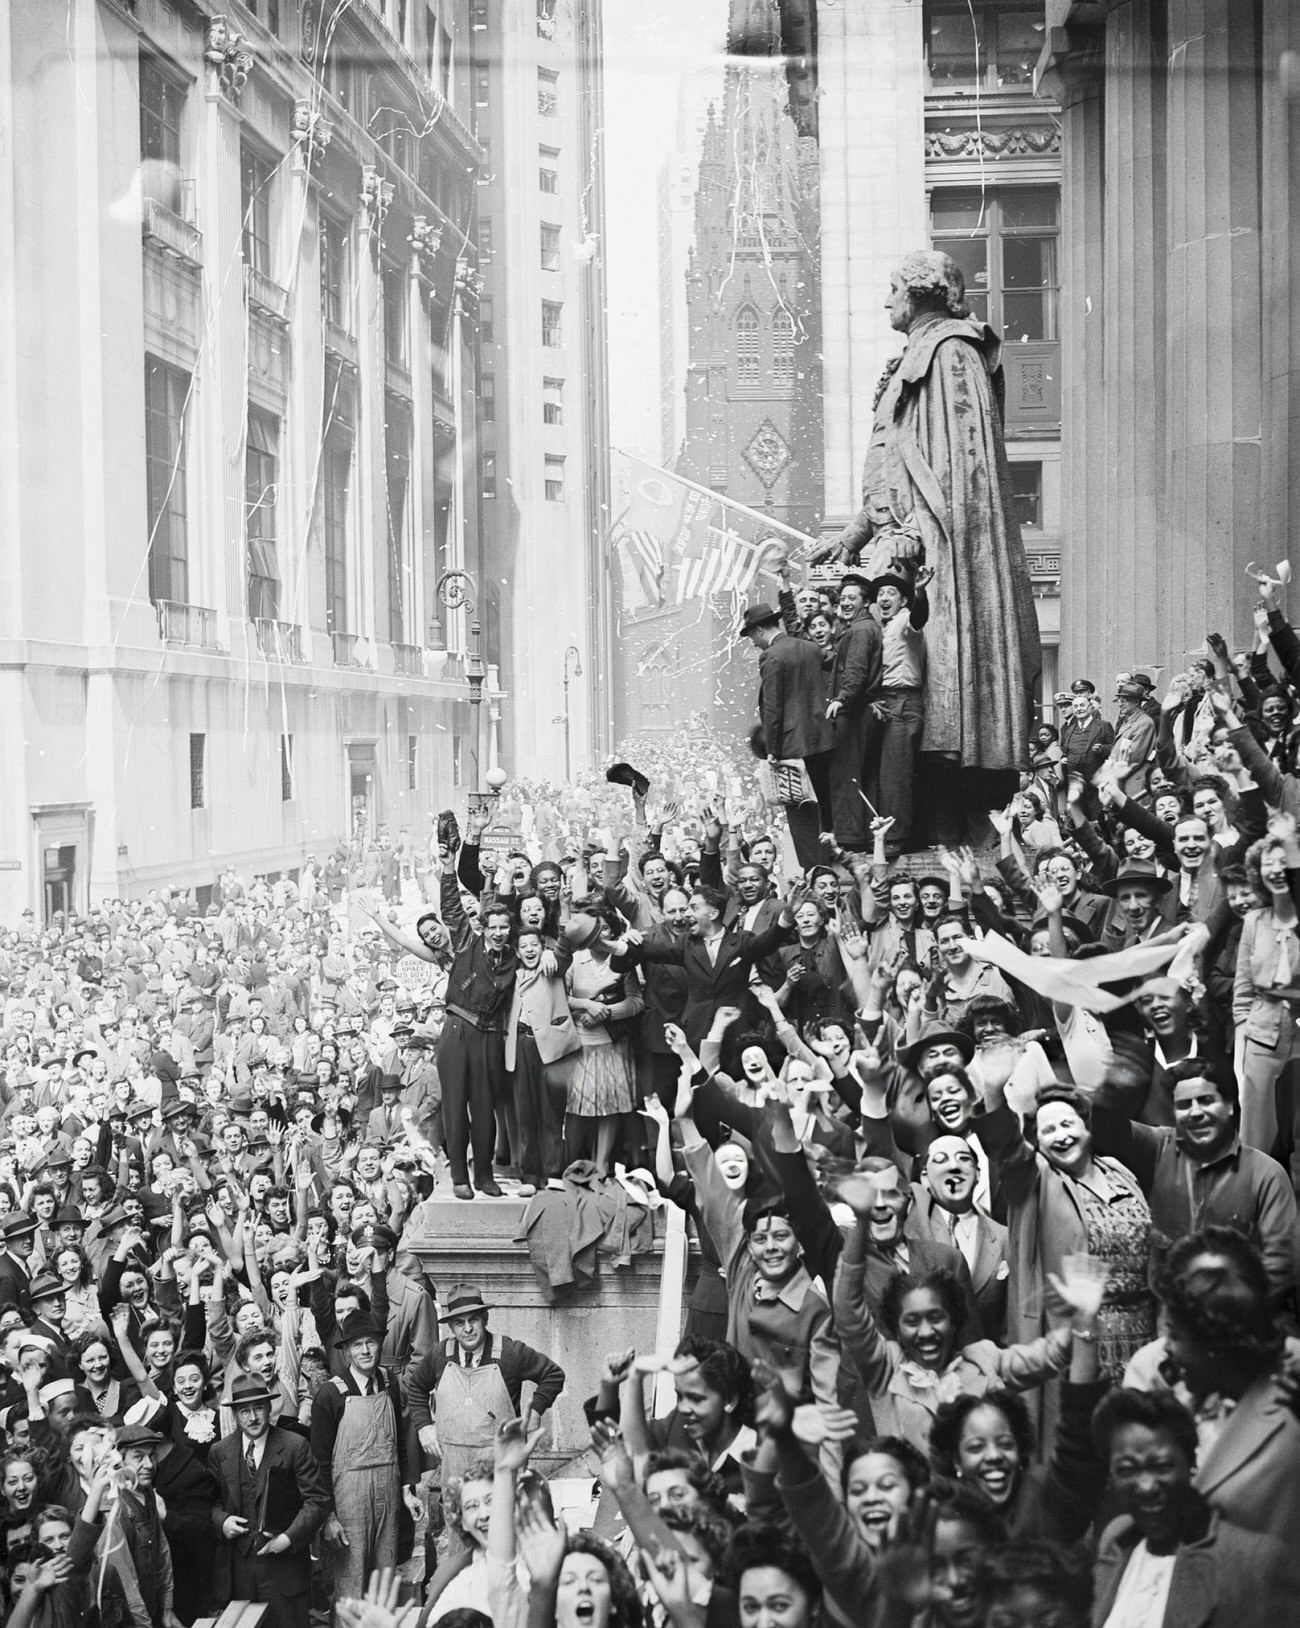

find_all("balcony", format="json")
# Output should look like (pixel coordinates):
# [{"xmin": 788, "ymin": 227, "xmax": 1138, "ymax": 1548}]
[
  {"xmin": 245, "ymin": 264, "xmax": 290, "ymax": 322},
  {"xmin": 332, "ymin": 630, "xmax": 367, "ymax": 668},
  {"xmin": 385, "ymin": 357, "xmax": 412, "ymax": 399},
  {"xmin": 392, "ymin": 642, "xmax": 423, "ymax": 677},
  {"xmin": 253, "ymin": 618, "xmax": 304, "ymax": 662},
  {"xmin": 156, "ymin": 600, "xmax": 218, "ymax": 650},
  {"xmin": 142, "ymin": 195, "xmax": 202, "ymax": 267},
  {"xmin": 324, "ymin": 320, "xmax": 357, "ymax": 366}
]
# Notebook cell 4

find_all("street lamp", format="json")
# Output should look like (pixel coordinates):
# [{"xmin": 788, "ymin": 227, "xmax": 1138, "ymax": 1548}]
[
  {"xmin": 561, "ymin": 644, "xmax": 582, "ymax": 783},
  {"xmin": 432, "ymin": 569, "xmax": 500, "ymax": 816}
]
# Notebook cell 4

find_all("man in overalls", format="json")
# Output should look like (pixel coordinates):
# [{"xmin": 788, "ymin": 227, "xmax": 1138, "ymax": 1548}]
[
  {"xmin": 308, "ymin": 1309, "xmax": 424, "ymax": 1598},
  {"xmin": 400, "ymin": 1283, "xmax": 565, "ymax": 1554}
]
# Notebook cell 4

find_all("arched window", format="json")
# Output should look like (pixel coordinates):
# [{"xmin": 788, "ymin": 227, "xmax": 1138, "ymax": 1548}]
[
  {"xmin": 735, "ymin": 304, "xmax": 760, "ymax": 385},
  {"xmin": 772, "ymin": 307, "xmax": 795, "ymax": 386}
]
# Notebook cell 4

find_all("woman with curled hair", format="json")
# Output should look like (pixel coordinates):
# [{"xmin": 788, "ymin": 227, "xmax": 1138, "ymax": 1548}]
[
  {"xmin": 1149, "ymin": 1224, "xmax": 1300, "ymax": 1543},
  {"xmin": 979, "ymin": 1082, "xmax": 1155, "ymax": 1382},
  {"xmin": 833, "ymin": 1172, "xmax": 1107, "ymax": 1453},
  {"xmin": 614, "ymin": 1337, "xmax": 756, "ymax": 1508},
  {"xmin": 1233, "ymin": 822, "xmax": 1300, "ymax": 1157},
  {"xmin": 929, "ymin": 1375, "xmax": 1108, "ymax": 1546}
]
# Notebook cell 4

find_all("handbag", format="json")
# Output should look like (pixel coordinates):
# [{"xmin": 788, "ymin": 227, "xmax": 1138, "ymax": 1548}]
[{"xmin": 758, "ymin": 758, "xmax": 816, "ymax": 806}]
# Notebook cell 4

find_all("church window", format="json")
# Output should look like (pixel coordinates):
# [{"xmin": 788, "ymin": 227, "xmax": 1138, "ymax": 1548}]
[
  {"xmin": 772, "ymin": 308, "xmax": 795, "ymax": 387},
  {"xmin": 735, "ymin": 304, "xmax": 760, "ymax": 385}
]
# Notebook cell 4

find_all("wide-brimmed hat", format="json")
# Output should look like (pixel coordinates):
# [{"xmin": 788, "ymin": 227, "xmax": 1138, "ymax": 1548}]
[
  {"xmin": 737, "ymin": 602, "xmax": 781, "ymax": 636},
  {"xmin": 334, "ymin": 1310, "xmax": 384, "ymax": 1347},
  {"xmin": 1100, "ymin": 861, "xmax": 1172, "ymax": 899},
  {"xmin": 229, "ymin": 1373, "xmax": 279, "ymax": 1408},
  {"xmin": 438, "ymin": 1284, "xmax": 491, "ymax": 1323},
  {"xmin": 605, "ymin": 761, "xmax": 651, "ymax": 799},
  {"xmin": 29, "ymin": 1271, "xmax": 64, "ymax": 1301},
  {"xmin": 1, "ymin": 1212, "xmax": 38, "ymax": 1242},
  {"xmin": 896, "ymin": 1020, "xmax": 975, "ymax": 1073}
]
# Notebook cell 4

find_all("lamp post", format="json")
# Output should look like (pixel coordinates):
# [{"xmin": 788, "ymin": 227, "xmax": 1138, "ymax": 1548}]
[
  {"xmin": 561, "ymin": 644, "xmax": 582, "ymax": 784},
  {"xmin": 430, "ymin": 569, "xmax": 500, "ymax": 817}
]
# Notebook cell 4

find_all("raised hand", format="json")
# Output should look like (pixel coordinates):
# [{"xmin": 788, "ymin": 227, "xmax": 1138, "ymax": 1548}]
[
  {"xmin": 792, "ymin": 1403, "xmax": 860, "ymax": 1447},
  {"xmin": 988, "ymin": 805, "xmax": 1014, "ymax": 837},
  {"xmin": 1047, "ymin": 1252, "xmax": 1109, "ymax": 1328},
  {"xmin": 589, "ymin": 1418, "xmax": 636, "ymax": 1493},
  {"xmin": 493, "ymin": 1417, "xmax": 544, "ymax": 1474},
  {"xmin": 516, "ymin": 1499, "xmax": 567, "ymax": 1592},
  {"xmin": 751, "ymin": 1359, "xmax": 794, "ymax": 1439},
  {"xmin": 832, "ymin": 1168, "xmax": 882, "ymax": 1217},
  {"xmin": 600, "ymin": 1348, "xmax": 637, "ymax": 1386}
]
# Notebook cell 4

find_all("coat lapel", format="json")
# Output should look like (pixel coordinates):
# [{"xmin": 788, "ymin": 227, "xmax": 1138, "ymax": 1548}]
[{"xmin": 1194, "ymin": 1377, "xmax": 1286, "ymax": 1499}]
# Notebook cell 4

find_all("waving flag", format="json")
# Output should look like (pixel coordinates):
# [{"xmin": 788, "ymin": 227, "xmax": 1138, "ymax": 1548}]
[{"xmin": 609, "ymin": 453, "xmax": 813, "ymax": 612}]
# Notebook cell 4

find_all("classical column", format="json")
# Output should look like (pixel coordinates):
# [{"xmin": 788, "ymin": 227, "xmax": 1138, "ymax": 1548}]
[
  {"xmin": 356, "ymin": 164, "xmax": 393, "ymax": 649},
  {"xmin": 1044, "ymin": 24, "xmax": 1107, "ymax": 685},
  {"xmin": 1099, "ymin": 0, "xmax": 1167, "ymax": 683},
  {"xmin": 1164, "ymin": 0, "xmax": 1262, "ymax": 654},
  {"xmin": 1260, "ymin": 5, "xmax": 1300, "ymax": 575}
]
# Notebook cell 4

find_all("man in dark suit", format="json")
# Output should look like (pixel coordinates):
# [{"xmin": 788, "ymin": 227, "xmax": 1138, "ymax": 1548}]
[
  {"xmin": 1058, "ymin": 677, "xmax": 1114, "ymax": 818},
  {"xmin": 911, "ymin": 1136, "xmax": 1009, "ymax": 1342},
  {"xmin": 0, "ymin": 1212, "xmax": 38, "ymax": 1314},
  {"xmin": 209, "ymin": 1374, "xmax": 330, "ymax": 1628},
  {"xmin": 740, "ymin": 602, "xmax": 834, "ymax": 868},
  {"xmin": 824, "ymin": 572, "xmax": 884, "ymax": 851}
]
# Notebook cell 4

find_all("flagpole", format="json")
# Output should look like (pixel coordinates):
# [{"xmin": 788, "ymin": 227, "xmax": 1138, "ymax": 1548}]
[{"xmin": 612, "ymin": 448, "xmax": 817, "ymax": 549}]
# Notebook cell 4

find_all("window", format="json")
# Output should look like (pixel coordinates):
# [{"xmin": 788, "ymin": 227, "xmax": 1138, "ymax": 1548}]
[
  {"xmin": 391, "ymin": 0, "xmax": 410, "ymax": 49},
  {"xmin": 407, "ymin": 734, "xmax": 418, "ymax": 791},
  {"xmin": 240, "ymin": 145, "xmax": 274, "ymax": 277},
  {"xmin": 323, "ymin": 434, "xmax": 352, "ymax": 635},
  {"xmin": 481, "ymin": 374, "xmax": 496, "ymax": 421},
  {"xmin": 538, "ymin": 69, "xmax": 558, "ymax": 116},
  {"xmin": 320, "ymin": 213, "xmax": 352, "ymax": 333},
  {"xmin": 139, "ymin": 56, "xmax": 183, "ymax": 213},
  {"xmin": 1009, "ymin": 461, "xmax": 1043, "ymax": 531},
  {"xmin": 540, "ymin": 222, "xmax": 561, "ymax": 271},
  {"xmin": 735, "ymin": 305, "xmax": 760, "ymax": 385},
  {"xmin": 926, "ymin": 4, "xmax": 1045, "ymax": 92},
  {"xmin": 539, "ymin": 146, "xmax": 560, "ymax": 193},
  {"xmin": 544, "ymin": 455, "xmax": 566, "ymax": 501},
  {"xmin": 537, "ymin": 0, "xmax": 556, "ymax": 37},
  {"xmin": 772, "ymin": 307, "xmax": 795, "ymax": 387},
  {"xmin": 475, "ymin": 71, "xmax": 490, "ymax": 107},
  {"xmin": 479, "ymin": 294, "xmax": 494, "ymax": 345},
  {"xmin": 482, "ymin": 451, "xmax": 497, "ymax": 498},
  {"xmin": 470, "ymin": 0, "xmax": 487, "ymax": 28},
  {"xmin": 189, "ymin": 734, "xmax": 206, "ymax": 810},
  {"xmin": 245, "ymin": 409, "xmax": 280, "ymax": 621},
  {"xmin": 542, "ymin": 300, "xmax": 563, "ymax": 347},
  {"xmin": 480, "ymin": 218, "xmax": 494, "ymax": 258},
  {"xmin": 930, "ymin": 187, "xmax": 1059, "ymax": 341},
  {"xmin": 383, "ymin": 261, "xmax": 407, "ymax": 368},
  {"xmin": 543, "ymin": 376, "xmax": 564, "ymax": 424},
  {"xmin": 280, "ymin": 734, "xmax": 295, "ymax": 802},
  {"xmin": 385, "ymin": 402, "xmax": 412, "ymax": 643},
  {"xmin": 144, "ymin": 355, "xmax": 191, "ymax": 606}
]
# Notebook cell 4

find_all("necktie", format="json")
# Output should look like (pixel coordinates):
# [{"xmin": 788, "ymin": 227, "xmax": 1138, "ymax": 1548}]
[{"xmin": 245, "ymin": 1440, "xmax": 257, "ymax": 1479}]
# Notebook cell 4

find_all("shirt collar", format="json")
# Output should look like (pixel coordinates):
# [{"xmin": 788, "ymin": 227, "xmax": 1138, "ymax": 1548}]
[{"xmin": 752, "ymin": 1265, "xmax": 812, "ymax": 1311}]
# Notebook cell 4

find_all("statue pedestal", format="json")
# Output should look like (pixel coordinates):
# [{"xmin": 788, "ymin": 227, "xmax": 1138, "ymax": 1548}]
[{"xmin": 404, "ymin": 1195, "xmax": 680, "ymax": 1473}]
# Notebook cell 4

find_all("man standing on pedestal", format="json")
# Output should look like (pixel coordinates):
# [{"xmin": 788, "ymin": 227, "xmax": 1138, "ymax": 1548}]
[
  {"xmin": 824, "ymin": 572, "xmax": 884, "ymax": 852},
  {"xmin": 738, "ymin": 603, "xmax": 834, "ymax": 870}
]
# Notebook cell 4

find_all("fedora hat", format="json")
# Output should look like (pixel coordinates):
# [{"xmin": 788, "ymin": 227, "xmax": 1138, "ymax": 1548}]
[
  {"xmin": 1100, "ymin": 860, "xmax": 1172, "ymax": 899},
  {"xmin": 333, "ymin": 1309, "xmax": 385, "ymax": 1347},
  {"xmin": 438, "ymin": 1283, "xmax": 491, "ymax": 1323},
  {"xmin": 229, "ymin": 1373, "xmax": 279, "ymax": 1408},
  {"xmin": 737, "ymin": 602, "xmax": 781, "ymax": 636},
  {"xmin": 896, "ymin": 1019, "xmax": 975, "ymax": 1074}
]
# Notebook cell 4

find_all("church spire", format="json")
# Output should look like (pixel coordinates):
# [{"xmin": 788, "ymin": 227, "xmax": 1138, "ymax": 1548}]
[{"xmin": 726, "ymin": 0, "xmax": 782, "ymax": 58}]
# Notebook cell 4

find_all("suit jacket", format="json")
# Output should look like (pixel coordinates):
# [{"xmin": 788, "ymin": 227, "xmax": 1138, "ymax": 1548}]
[
  {"xmin": 630, "ymin": 922, "xmax": 691, "ymax": 1056},
  {"xmin": 1193, "ymin": 1371, "xmax": 1300, "ymax": 1542},
  {"xmin": 381, "ymin": 1265, "xmax": 439, "ymax": 1376},
  {"xmin": 505, "ymin": 968, "xmax": 582, "ymax": 1069},
  {"xmin": 760, "ymin": 632, "xmax": 833, "ymax": 760},
  {"xmin": 634, "ymin": 914, "xmax": 795, "ymax": 1044},
  {"xmin": 1059, "ymin": 712, "xmax": 1114, "ymax": 778},
  {"xmin": 208, "ymin": 1425, "xmax": 330, "ymax": 1604},
  {"xmin": 907, "ymin": 1188, "xmax": 1009, "ymax": 1342},
  {"xmin": 827, "ymin": 614, "xmax": 884, "ymax": 715},
  {"xmin": 1092, "ymin": 1506, "xmax": 1298, "ymax": 1628},
  {"xmin": 0, "ymin": 1249, "xmax": 31, "ymax": 1313}
]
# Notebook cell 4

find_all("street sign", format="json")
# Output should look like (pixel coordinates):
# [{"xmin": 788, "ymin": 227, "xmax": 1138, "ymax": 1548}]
[{"xmin": 477, "ymin": 826, "xmax": 522, "ymax": 867}]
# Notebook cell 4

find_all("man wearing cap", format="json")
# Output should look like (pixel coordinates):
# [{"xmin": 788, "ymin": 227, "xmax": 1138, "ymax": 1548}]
[
  {"xmin": 309, "ymin": 1309, "xmax": 423, "ymax": 1597},
  {"xmin": 210, "ymin": 1374, "xmax": 330, "ymax": 1628},
  {"xmin": 26, "ymin": 1272, "xmax": 69, "ymax": 1358},
  {"xmin": 115, "ymin": 1422, "xmax": 182, "ymax": 1628},
  {"xmin": 341, "ymin": 1220, "xmax": 437, "ymax": 1381},
  {"xmin": 0, "ymin": 1212, "xmax": 38, "ymax": 1313},
  {"xmin": 1098, "ymin": 859, "xmax": 1174, "ymax": 951},
  {"xmin": 1059, "ymin": 679, "xmax": 1115, "ymax": 816},
  {"xmin": 871, "ymin": 559, "xmax": 934, "ymax": 854},
  {"xmin": 824, "ymin": 571, "xmax": 884, "ymax": 850},
  {"xmin": 364, "ymin": 1072, "xmax": 408, "ymax": 1149},
  {"xmin": 402, "ymin": 1283, "xmax": 565, "ymax": 1550},
  {"xmin": 738, "ymin": 601, "xmax": 834, "ymax": 870}
]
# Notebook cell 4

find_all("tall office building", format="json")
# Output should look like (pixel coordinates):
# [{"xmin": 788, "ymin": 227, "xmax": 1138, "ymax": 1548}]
[
  {"xmin": 469, "ymin": 0, "xmax": 612, "ymax": 778},
  {"xmin": 0, "ymin": 0, "xmax": 490, "ymax": 915}
]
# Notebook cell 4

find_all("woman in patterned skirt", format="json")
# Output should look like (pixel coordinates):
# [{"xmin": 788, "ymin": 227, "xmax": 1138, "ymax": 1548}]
[{"xmin": 563, "ymin": 913, "xmax": 645, "ymax": 1176}]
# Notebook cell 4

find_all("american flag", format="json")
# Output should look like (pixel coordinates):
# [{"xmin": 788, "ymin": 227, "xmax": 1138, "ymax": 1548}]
[
  {"xmin": 618, "ymin": 527, "xmax": 666, "ymax": 606},
  {"xmin": 677, "ymin": 527, "xmax": 785, "ymax": 601}
]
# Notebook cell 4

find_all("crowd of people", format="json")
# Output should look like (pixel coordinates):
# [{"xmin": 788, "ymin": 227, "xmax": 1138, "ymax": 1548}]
[{"xmin": 6, "ymin": 572, "xmax": 1300, "ymax": 1628}]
